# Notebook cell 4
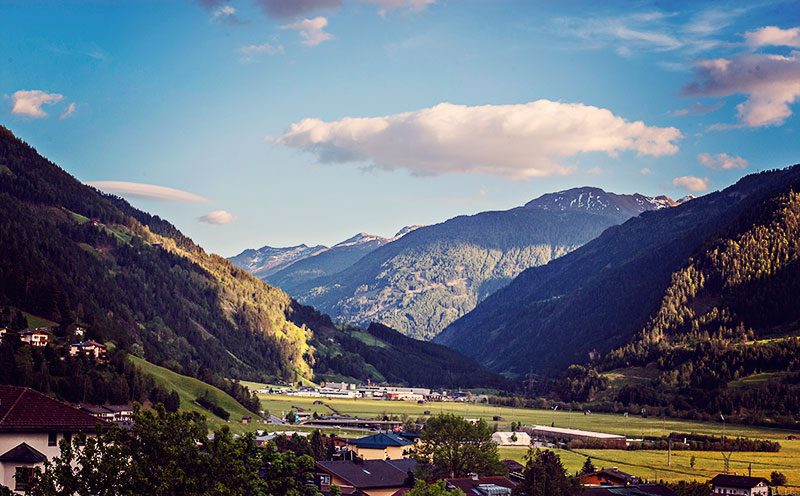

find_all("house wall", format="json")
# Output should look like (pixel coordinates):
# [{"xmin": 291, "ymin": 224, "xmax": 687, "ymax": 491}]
[
  {"xmin": 350, "ymin": 445, "xmax": 409, "ymax": 460},
  {"xmin": 1, "ymin": 461, "xmax": 44, "ymax": 494},
  {"xmin": 712, "ymin": 485, "xmax": 768, "ymax": 496},
  {"xmin": 0, "ymin": 431, "xmax": 97, "ymax": 493}
]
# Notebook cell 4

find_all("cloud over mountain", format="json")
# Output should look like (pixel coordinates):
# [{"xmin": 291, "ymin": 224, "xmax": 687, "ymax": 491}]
[
  {"xmin": 10, "ymin": 90, "xmax": 64, "ymax": 118},
  {"xmin": 86, "ymin": 181, "xmax": 208, "ymax": 203},
  {"xmin": 684, "ymin": 51, "xmax": 800, "ymax": 127},
  {"xmin": 673, "ymin": 175, "xmax": 709, "ymax": 192},
  {"xmin": 698, "ymin": 152, "xmax": 747, "ymax": 170},
  {"xmin": 278, "ymin": 100, "xmax": 682, "ymax": 179},
  {"xmin": 198, "ymin": 210, "xmax": 236, "ymax": 224}
]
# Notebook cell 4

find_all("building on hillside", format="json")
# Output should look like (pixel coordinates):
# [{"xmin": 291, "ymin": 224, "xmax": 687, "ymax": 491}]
[
  {"xmin": 525, "ymin": 425, "xmax": 627, "ymax": 449},
  {"xmin": 492, "ymin": 431, "xmax": 532, "ymax": 447},
  {"xmin": 580, "ymin": 484, "xmax": 677, "ymax": 496},
  {"xmin": 0, "ymin": 328, "xmax": 7, "ymax": 343},
  {"xmin": 68, "ymin": 341, "xmax": 107, "ymax": 360},
  {"xmin": 19, "ymin": 329, "xmax": 49, "ymax": 347},
  {"xmin": 346, "ymin": 432, "xmax": 414, "ymax": 460},
  {"xmin": 578, "ymin": 468, "xmax": 641, "ymax": 487},
  {"xmin": 709, "ymin": 474, "xmax": 770, "ymax": 496},
  {"xmin": 0, "ymin": 386, "xmax": 109, "ymax": 493},
  {"xmin": 444, "ymin": 475, "xmax": 518, "ymax": 495},
  {"xmin": 315, "ymin": 458, "xmax": 416, "ymax": 496},
  {"xmin": 78, "ymin": 404, "xmax": 133, "ymax": 425}
]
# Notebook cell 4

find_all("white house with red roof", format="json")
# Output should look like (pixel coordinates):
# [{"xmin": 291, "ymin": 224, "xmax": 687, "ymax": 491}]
[
  {"xmin": 19, "ymin": 329, "xmax": 49, "ymax": 347},
  {"xmin": 0, "ymin": 386, "xmax": 108, "ymax": 493}
]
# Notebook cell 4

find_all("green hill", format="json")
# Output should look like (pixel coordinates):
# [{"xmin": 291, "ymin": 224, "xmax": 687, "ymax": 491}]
[{"xmin": 129, "ymin": 355, "xmax": 257, "ymax": 431}]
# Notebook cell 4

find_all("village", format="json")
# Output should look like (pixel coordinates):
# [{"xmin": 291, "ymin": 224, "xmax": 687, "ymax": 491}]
[{"xmin": 0, "ymin": 383, "xmax": 785, "ymax": 496}]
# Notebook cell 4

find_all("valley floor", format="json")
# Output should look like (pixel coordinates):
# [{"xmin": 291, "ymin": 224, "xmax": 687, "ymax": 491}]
[{"xmin": 257, "ymin": 393, "xmax": 800, "ymax": 488}]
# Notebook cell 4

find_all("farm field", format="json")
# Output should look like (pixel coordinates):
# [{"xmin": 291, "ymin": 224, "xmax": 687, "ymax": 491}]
[
  {"xmin": 259, "ymin": 393, "xmax": 800, "ymax": 487},
  {"xmin": 501, "ymin": 442, "xmax": 800, "ymax": 488},
  {"xmin": 257, "ymin": 393, "xmax": 796, "ymax": 440}
]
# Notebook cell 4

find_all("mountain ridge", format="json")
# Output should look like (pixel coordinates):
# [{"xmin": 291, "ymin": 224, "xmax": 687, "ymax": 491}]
[
  {"xmin": 280, "ymin": 187, "xmax": 675, "ymax": 340},
  {"xmin": 435, "ymin": 164, "xmax": 800, "ymax": 378}
]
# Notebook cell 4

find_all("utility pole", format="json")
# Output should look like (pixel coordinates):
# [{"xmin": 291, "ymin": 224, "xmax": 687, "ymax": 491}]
[{"xmin": 667, "ymin": 439, "xmax": 672, "ymax": 467}]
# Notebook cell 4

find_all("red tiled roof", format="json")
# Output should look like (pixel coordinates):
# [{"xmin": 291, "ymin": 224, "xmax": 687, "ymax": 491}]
[
  {"xmin": 445, "ymin": 475, "xmax": 517, "ymax": 493},
  {"xmin": 0, "ymin": 386, "xmax": 109, "ymax": 432}
]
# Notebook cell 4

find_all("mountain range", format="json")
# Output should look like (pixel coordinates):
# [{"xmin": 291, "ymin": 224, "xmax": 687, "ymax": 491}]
[
  {"xmin": 0, "ymin": 126, "xmax": 500, "ymax": 390},
  {"xmin": 436, "ymin": 165, "xmax": 800, "ymax": 381},
  {"xmin": 239, "ymin": 187, "xmax": 677, "ymax": 340}
]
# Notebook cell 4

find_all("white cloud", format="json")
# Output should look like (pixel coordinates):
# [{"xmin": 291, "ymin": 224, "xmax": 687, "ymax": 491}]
[
  {"xmin": 238, "ymin": 42, "xmax": 284, "ymax": 61},
  {"xmin": 587, "ymin": 166, "xmax": 604, "ymax": 175},
  {"xmin": 59, "ymin": 102, "xmax": 76, "ymax": 120},
  {"xmin": 558, "ymin": 12, "xmax": 683, "ymax": 53},
  {"xmin": 211, "ymin": 5, "xmax": 245, "ymax": 24},
  {"xmin": 198, "ymin": 210, "xmax": 236, "ymax": 225},
  {"xmin": 360, "ymin": 0, "xmax": 434, "ymax": 15},
  {"xmin": 672, "ymin": 176, "xmax": 709, "ymax": 191},
  {"xmin": 554, "ymin": 7, "xmax": 748, "ymax": 56},
  {"xmin": 277, "ymin": 100, "xmax": 682, "ymax": 180},
  {"xmin": 683, "ymin": 52, "xmax": 800, "ymax": 127},
  {"xmin": 746, "ymin": 26, "xmax": 800, "ymax": 48},
  {"xmin": 640, "ymin": 167, "xmax": 652, "ymax": 175},
  {"xmin": 86, "ymin": 181, "xmax": 208, "ymax": 203},
  {"xmin": 10, "ymin": 90, "xmax": 64, "ymax": 118},
  {"xmin": 282, "ymin": 16, "xmax": 333, "ymax": 46},
  {"xmin": 698, "ymin": 152, "xmax": 747, "ymax": 170}
]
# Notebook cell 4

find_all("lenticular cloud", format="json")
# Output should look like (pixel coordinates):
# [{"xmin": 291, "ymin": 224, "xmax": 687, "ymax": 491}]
[{"xmin": 277, "ymin": 100, "xmax": 682, "ymax": 179}]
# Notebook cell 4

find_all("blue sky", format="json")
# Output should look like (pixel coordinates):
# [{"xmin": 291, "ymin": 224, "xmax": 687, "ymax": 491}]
[{"xmin": 2, "ymin": 0, "xmax": 800, "ymax": 256}]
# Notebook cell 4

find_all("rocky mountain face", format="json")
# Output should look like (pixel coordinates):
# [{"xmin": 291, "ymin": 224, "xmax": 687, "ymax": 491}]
[
  {"xmin": 282, "ymin": 188, "xmax": 675, "ymax": 340},
  {"xmin": 229, "ymin": 244, "xmax": 328, "ymax": 279},
  {"xmin": 435, "ymin": 165, "xmax": 800, "ymax": 377}
]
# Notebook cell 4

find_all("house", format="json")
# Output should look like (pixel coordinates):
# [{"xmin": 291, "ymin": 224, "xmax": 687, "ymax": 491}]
[
  {"xmin": 347, "ymin": 432, "xmax": 414, "ymax": 460},
  {"xmin": 315, "ymin": 458, "xmax": 417, "ymax": 496},
  {"xmin": 79, "ymin": 404, "xmax": 133, "ymax": 424},
  {"xmin": 709, "ymin": 474, "xmax": 770, "ymax": 496},
  {"xmin": 19, "ymin": 329, "xmax": 49, "ymax": 347},
  {"xmin": 492, "ymin": 431, "xmax": 532, "ymax": 447},
  {"xmin": 580, "ymin": 484, "xmax": 678, "ymax": 496},
  {"xmin": 68, "ymin": 341, "xmax": 107, "ymax": 360},
  {"xmin": 578, "ymin": 468, "xmax": 641, "ymax": 487},
  {"xmin": 444, "ymin": 475, "xmax": 518, "ymax": 495},
  {"xmin": 0, "ymin": 386, "xmax": 109, "ymax": 493},
  {"xmin": 0, "ymin": 328, "xmax": 7, "ymax": 343}
]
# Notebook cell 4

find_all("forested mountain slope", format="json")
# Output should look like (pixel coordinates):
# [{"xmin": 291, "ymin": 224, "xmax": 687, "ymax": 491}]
[
  {"xmin": 597, "ymin": 189, "xmax": 800, "ymax": 423},
  {"xmin": 288, "ymin": 188, "xmax": 671, "ymax": 340},
  {"xmin": 437, "ymin": 166, "xmax": 800, "ymax": 377},
  {"xmin": 0, "ymin": 126, "xmax": 501, "ymax": 393},
  {"xmin": 0, "ymin": 126, "xmax": 313, "ymax": 382}
]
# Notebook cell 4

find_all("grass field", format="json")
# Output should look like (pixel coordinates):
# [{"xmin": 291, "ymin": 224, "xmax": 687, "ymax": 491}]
[
  {"xmin": 258, "ymin": 393, "xmax": 800, "ymax": 487},
  {"xmin": 500, "ymin": 443, "xmax": 800, "ymax": 487},
  {"xmin": 130, "ymin": 356, "xmax": 259, "ymax": 432}
]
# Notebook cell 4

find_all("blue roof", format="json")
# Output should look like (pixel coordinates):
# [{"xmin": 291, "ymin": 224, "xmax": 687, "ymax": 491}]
[{"xmin": 347, "ymin": 432, "xmax": 413, "ymax": 448}]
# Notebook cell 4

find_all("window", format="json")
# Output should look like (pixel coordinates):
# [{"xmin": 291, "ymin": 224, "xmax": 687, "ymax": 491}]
[
  {"xmin": 15, "ymin": 466, "xmax": 34, "ymax": 491},
  {"xmin": 48, "ymin": 431, "xmax": 58, "ymax": 446},
  {"xmin": 319, "ymin": 475, "xmax": 330, "ymax": 485},
  {"xmin": 63, "ymin": 432, "xmax": 72, "ymax": 445}
]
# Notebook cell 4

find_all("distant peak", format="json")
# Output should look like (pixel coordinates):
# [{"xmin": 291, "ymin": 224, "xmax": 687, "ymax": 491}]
[
  {"xmin": 525, "ymin": 187, "xmax": 676, "ymax": 217},
  {"xmin": 394, "ymin": 225, "xmax": 423, "ymax": 238},
  {"xmin": 334, "ymin": 233, "xmax": 388, "ymax": 248}
]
